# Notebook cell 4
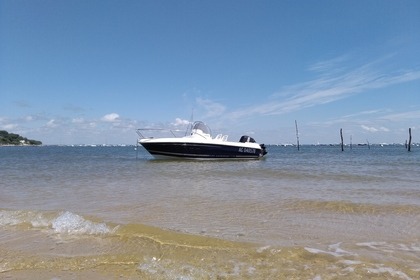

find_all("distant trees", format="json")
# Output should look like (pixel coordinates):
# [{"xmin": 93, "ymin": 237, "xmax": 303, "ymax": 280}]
[{"xmin": 0, "ymin": 130, "xmax": 42, "ymax": 145}]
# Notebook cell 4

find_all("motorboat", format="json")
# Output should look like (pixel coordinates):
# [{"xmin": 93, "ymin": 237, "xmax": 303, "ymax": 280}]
[{"xmin": 136, "ymin": 121, "xmax": 267, "ymax": 159}]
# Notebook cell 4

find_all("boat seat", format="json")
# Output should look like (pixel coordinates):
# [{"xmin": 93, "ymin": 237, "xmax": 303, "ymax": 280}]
[{"xmin": 222, "ymin": 135, "xmax": 228, "ymax": 141}]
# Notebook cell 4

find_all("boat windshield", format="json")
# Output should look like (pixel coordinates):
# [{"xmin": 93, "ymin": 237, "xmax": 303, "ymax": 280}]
[{"xmin": 191, "ymin": 121, "xmax": 212, "ymax": 136}]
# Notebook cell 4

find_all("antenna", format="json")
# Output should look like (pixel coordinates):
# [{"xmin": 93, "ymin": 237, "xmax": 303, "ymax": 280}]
[{"xmin": 185, "ymin": 108, "xmax": 194, "ymax": 136}]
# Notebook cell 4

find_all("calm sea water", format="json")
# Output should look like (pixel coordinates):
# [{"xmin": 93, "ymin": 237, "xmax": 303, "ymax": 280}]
[{"xmin": 1, "ymin": 145, "xmax": 419, "ymax": 279}]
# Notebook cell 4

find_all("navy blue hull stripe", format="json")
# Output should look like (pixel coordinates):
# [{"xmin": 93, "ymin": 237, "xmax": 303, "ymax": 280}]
[{"xmin": 141, "ymin": 142, "xmax": 262, "ymax": 159}]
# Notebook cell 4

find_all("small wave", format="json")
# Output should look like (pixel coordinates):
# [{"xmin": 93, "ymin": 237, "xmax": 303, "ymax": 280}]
[
  {"xmin": 0, "ymin": 210, "xmax": 21, "ymax": 226},
  {"xmin": 0, "ymin": 209, "xmax": 114, "ymax": 236},
  {"xmin": 0, "ymin": 209, "xmax": 50, "ymax": 228},
  {"xmin": 51, "ymin": 211, "xmax": 113, "ymax": 235}
]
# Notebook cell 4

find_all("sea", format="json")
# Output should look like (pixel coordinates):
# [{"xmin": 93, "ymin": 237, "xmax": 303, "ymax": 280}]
[{"xmin": 0, "ymin": 144, "xmax": 419, "ymax": 279}]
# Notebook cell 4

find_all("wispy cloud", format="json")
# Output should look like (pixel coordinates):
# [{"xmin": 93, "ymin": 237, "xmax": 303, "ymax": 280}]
[
  {"xmin": 306, "ymin": 54, "xmax": 350, "ymax": 73},
  {"xmin": 227, "ymin": 55, "xmax": 420, "ymax": 119},
  {"xmin": 341, "ymin": 110, "xmax": 387, "ymax": 119},
  {"xmin": 380, "ymin": 110, "xmax": 420, "ymax": 122},
  {"xmin": 13, "ymin": 100, "xmax": 32, "ymax": 108},
  {"xmin": 196, "ymin": 97, "xmax": 226, "ymax": 118},
  {"xmin": 63, "ymin": 103, "xmax": 85, "ymax": 113},
  {"xmin": 46, "ymin": 119, "xmax": 58, "ymax": 128},
  {"xmin": 361, "ymin": 125, "xmax": 390, "ymax": 132}
]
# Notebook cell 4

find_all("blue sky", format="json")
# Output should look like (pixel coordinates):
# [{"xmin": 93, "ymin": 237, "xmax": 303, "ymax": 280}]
[{"xmin": 1, "ymin": 0, "xmax": 419, "ymax": 145}]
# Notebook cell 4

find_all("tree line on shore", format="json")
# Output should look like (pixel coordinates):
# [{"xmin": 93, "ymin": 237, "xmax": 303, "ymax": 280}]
[{"xmin": 0, "ymin": 130, "xmax": 42, "ymax": 146}]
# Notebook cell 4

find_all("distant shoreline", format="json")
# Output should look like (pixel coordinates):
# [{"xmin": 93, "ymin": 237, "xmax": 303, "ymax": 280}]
[{"xmin": 0, "ymin": 144, "xmax": 43, "ymax": 146}]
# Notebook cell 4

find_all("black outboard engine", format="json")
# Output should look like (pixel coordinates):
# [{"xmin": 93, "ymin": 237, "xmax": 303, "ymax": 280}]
[
  {"xmin": 240, "ymin": 135, "xmax": 267, "ymax": 157},
  {"xmin": 260, "ymin": 144, "xmax": 267, "ymax": 156}
]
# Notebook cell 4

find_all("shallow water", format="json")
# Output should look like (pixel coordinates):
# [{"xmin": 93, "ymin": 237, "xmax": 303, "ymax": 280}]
[{"xmin": 1, "ymin": 145, "xmax": 419, "ymax": 279}]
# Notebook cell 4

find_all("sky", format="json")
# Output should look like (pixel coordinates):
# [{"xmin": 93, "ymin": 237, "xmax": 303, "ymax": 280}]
[{"xmin": 1, "ymin": 0, "xmax": 420, "ymax": 145}]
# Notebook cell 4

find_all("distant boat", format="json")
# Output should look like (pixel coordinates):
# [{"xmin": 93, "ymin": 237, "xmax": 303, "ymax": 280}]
[{"xmin": 137, "ymin": 121, "xmax": 267, "ymax": 160}]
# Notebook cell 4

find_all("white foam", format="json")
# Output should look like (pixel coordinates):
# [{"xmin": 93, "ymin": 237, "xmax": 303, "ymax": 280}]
[
  {"xmin": 137, "ymin": 257, "xmax": 256, "ymax": 279},
  {"xmin": 30, "ymin": 212, "xmax": 50, "ymax": 228},
  {"xmin": 256, "ymin": 245, "xmax": 271, "ymax": 253},
  {"xmin": 1, "ymin": 209, "xmax": 114, "ymax": 236},
  {"xmin": 137, "ymin": 258, "xmax": 196, "ymax": 279},
  {"xmin": 305, "ymin": 243, "xmax": 356, "ymax": 257},
  {"xmin": 0, "ymin": 210, "xmax": 21, "ymax": 226},
  {"xmin": 0, "ymin": 210, "xmax": 48, "ymax": 227},
  {"xmin": 339, "ymin": 260, "xmax": 362, "ymax": 265},
  {"xmin": 366, "ymin": 266, "xmax": 413, "ymax": 280},
  {"xmin": 357, "ymin": 241, "xmax": 388, "ymax": 250},
  {"xmin": 357, "ymin": 241, "xmax": 420, "ymax": 253},
  {"xmin": 397, "ymin": 243, "xmax": 420, "ymax": 252},
  {"xmin": 256, "ymin": 245, "xmax": 281, "ymax": 255},
  {"xmin": 51, "ymin": 211, "xmax": 111, "ymax": 235}
]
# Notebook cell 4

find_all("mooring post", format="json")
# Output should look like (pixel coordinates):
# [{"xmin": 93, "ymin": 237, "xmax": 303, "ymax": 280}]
[
  {"xmin": 340, "ymin": 128, "xmax": 344, "ymax": 152},
  {"xmin": 408, "ymin": 128, "xmax": 412, "ymax": 152},
  {"xmin": 295, "ymin": 120, "xmax": 300, "ymax": 151}
]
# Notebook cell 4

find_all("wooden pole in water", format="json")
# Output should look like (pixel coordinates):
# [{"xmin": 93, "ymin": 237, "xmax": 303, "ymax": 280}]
[
  {"xmin": 295, "ymin": 120, "xmax": 300, "ymax": 151},
  {"xmin": 408, "ymin": 128, "xmax": 412, "ymax": 152},
  {"xmin": 340, "ymin": 128, "xmax": 344, "ymax": 151}
]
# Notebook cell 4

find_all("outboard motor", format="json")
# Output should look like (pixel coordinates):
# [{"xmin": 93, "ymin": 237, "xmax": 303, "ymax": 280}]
[{"xmin": 260, "ymin": 144, "xmax": 267, "ymax": 156}]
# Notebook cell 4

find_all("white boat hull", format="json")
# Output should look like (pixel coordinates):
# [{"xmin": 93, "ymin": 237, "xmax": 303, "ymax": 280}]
[
  {"xmin": 137, "ymin": 121, "xmax": 267, "ymax": 160},
  {"xmin": 139, "ymin": 139, "xmax": 265, "ymax": 159}
]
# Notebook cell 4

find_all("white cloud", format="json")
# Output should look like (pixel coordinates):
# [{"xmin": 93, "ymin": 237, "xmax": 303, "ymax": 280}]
[
  {"xmin": 361, "ymin": 125, "xmax": 378, "ymax": 132},
  {"xmin": 72, "ymin": 117, "xmax": 84, "ymax": 123},
  {"xmin": 361, "ymin": 125, "xmax": 389, "ymax": 132},
  {"xmin": 172, "ymin": 118, "xmax": 190, "ymax": 126},
  {"xmin": 101, "ymin": 113, "xmax": 120, "ymax": 122},
  {"xmin": 2, "ymin": 123, "xmax": 18, "ymax": 130}
]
